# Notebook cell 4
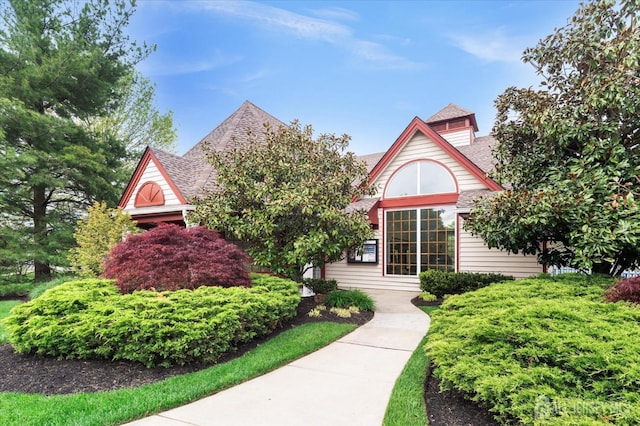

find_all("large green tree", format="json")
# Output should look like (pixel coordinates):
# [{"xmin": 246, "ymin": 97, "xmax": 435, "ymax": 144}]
[
  {"xmin": 0, "ymin": 0, "xmax": 151, "ymax": 281},
  {"xmin": 465, "ymin": 0, "xmax": 640, "ymax": 275},
  {"xmin": 190, "ymin": 121, "xmax": 375, "ymax": 282}
]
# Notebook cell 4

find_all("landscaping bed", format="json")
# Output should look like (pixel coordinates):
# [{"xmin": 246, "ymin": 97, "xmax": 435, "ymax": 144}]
[{"xmin": 0, "ymin": 296, "xmax": 372, "ymax": 395}]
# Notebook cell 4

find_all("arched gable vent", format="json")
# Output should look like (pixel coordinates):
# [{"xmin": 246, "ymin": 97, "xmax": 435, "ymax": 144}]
[{"xmin": 134, "ymin": 181, "xmax": 165, "ymax": 207}]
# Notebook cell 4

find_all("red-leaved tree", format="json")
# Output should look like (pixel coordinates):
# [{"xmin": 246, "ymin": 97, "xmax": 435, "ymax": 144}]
[{"xmin": 103, "ymin": 223, "xmax": 251, "ymax": 293}]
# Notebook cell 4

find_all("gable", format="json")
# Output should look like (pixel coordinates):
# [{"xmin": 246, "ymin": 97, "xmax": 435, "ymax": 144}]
[
  {"xmin": 369, "ymin": 117, "xmax": 501, "ymax": 198},
  {"xmin": 119, "ymin": 148, "xmax": 187, "ymax": 211}
]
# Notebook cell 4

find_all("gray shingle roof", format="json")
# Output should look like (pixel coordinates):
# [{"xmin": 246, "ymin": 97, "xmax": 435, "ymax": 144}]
[
  {"xmin": 152, "ymin": 101, "xmax": 287, "ymax": 201},
  {"xmin": 357, "ymin": 152, "xmax": 385, "ymax": 173},
  {"xmin": 345, "ymin": 197, "xmax": 380, "ymax": 214},
  {"xmin": 457, "ymin": 135, "xmax": 496, "ymax": 175},
  {"xmin": 426, "ymin": 103, "xmax": 479, "ymax": 132}
]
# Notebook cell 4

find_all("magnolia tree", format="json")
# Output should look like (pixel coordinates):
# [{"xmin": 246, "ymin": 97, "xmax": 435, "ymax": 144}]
[
  {"xmin": 190, "ymin": 121, "xmax": 374, "ymax": 282},
  {"xmin": 465, "ymin": 0, "xmax": 640, "ymax": 275}
]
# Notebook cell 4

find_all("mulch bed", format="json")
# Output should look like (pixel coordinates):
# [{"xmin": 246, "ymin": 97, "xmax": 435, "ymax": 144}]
[
  {"xmin": 0, "ymin": 296, "xmax": 372, "ymax": 395},
  {"xmin": 413, "ymin": 296, "xmax": 500, "ymax": 426},
  {"xmin": 2, "ymin": 294, "xmax": 501, "ymax": 425}
]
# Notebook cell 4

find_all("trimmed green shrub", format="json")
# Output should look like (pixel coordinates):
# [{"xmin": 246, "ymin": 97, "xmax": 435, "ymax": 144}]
[
  {"xmin": 4, "ymin": 274, "xmax": 300, "ymax": 367},
  {"xmin": 419, "ymin": 291, "xmax": 437, "ymax": 302},
  {"xmin": 326, "ymin": 289, "xmax": 375, "ymax": 312},
  {"xmin": 424, "ymin": 274, "xmax": 640, "ymax": 425},
  {"xmin": 303, "ymin": 278, "xmax": 338, "ymax": 294},
  {"xmin": 419, "ymin": 270, "xmax": 513, "ymax": 297},
  {"xmin": 28, "ymin": 275, "xmax": 77, "ymax": 299},
  {"xmin": 103, "ymin": 224, "xmax": 251, "ymax": 293}
]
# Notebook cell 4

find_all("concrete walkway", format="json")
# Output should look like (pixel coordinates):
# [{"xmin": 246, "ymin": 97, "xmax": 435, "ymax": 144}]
[{"xmin": 125, "ymin": 289, "xmax": 431, "ymax": 426}]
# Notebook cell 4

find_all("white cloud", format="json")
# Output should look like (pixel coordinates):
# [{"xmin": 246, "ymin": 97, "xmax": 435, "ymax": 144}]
[
  {"xmin": 310, "ymin": 7, "xmax": 360, "ymax": 22},
  {"xmin": 190, "ymin": 0, "xmax": 423, "ymax": 70},
  {"xmin": 140, "ymin": 50, "xmax": 243, "ymax": 77},
  {"xmin": 449, "ymin": 27, "xmax": 526, "ymax": 63}
]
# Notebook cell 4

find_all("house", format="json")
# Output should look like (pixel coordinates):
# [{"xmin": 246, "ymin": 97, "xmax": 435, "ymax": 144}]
[{"xmin": 119, "ymin": 101, "xmax": 543, "ymax": 291}]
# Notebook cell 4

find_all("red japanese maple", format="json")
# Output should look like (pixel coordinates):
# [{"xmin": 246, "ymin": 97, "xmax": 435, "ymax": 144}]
[{"xmin": 103, "ymin": 223, "xmax": 251, "ymax": 293}]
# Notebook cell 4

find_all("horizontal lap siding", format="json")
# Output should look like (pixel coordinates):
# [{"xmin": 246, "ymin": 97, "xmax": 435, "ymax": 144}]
[
  {"xmin": 124, "ymin": 159, "xmax": 181, "ymax": 209},
  {"xmin": 440, "ymin": 129, "xmax": 472, "ymax": 147},
  {"xmin": 458, "ymin": 218, "xmax": 543, "ymax": 278}
]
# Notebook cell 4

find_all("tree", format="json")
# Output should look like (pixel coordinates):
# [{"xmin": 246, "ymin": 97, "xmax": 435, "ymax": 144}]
[
  {"xmin": 0, "ymin": 0, "xmax": 151, "ymax": 281},
  {"xmin": 68, "ymin": 201, "xmax": 140, "ymax": 278},
  {"xmin": 190, "ymin": 121, "xmax": 375, "ymax": 282},
  {"xmin": 465, "ymin": 0, "xmax": 640, "ymax": 275},
  {"xmin": 85, "ymin": 70, "xmax": 177, "ymax": 172},
  {"xmin": 103, "ymin": 223, "xmax": 251, "ymax": 293}
]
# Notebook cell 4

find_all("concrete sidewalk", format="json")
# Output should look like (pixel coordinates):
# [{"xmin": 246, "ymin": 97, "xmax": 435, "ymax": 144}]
[{"xmin": 125, "ymin": 289, "xmax": 431, "ymax": 426}]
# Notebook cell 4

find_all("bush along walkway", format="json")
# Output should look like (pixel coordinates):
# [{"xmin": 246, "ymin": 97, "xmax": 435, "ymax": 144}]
[{"xmin": 126, "ymin": 289, "xmax": 430, "ymax": 426}]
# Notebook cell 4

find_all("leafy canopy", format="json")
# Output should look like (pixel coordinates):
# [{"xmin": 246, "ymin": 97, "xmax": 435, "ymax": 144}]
[
  {"xmin": 190, "ymin": 121, "xmax": 374, "ymax": 281},
  {"xmin": 466, "ymin": 0, "xmax": 640, "ymax": 275},
  {"xmin": 0, "ymin": 0, "xmax": 151, "ymax": 281}
]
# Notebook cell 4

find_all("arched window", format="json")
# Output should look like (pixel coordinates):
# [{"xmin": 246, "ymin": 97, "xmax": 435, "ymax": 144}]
[
  {"xmin": 134, "ymin": 182, "xmax": 165, "ymax": 207},
  {"xmin": 385, "ymin": 160, "xmax": 456, "ymax": 198}
]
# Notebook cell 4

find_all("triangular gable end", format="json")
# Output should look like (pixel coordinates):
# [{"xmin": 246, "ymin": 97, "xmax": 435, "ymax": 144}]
[
  {"xmin": 118, "ymin": 147, "xmax": 188, "ymax": 209},
  {"xmin": 367, "ymin": 117, "xmax": 502, "ymax": 192}
]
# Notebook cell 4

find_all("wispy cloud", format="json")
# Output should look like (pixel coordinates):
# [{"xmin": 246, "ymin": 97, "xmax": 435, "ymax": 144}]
[
  {"xmin": 140, "ymin": 51, "xmax": 243, "ymax": 77},
  {"xmin": 191, "ymin": 0, "xmax": 423, "ymax": 71},
  {"xmin": 448, "ymin": 27, "xmax": 526, "ymax": 63}
]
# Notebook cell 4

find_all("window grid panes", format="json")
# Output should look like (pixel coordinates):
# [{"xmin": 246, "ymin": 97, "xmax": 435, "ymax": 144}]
[{"xmin": 386, "ymin": 207, "xmax": 455, "ymax": 276}]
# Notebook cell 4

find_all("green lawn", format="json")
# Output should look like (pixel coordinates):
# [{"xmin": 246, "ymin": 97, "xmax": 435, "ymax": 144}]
[
  {"xmin": 382, "ymin": 305, "xmax": 438, "ymax": 426},
  {"xmin": 0, "ymin": 321, "xmax": 356, "ymax": 426}
]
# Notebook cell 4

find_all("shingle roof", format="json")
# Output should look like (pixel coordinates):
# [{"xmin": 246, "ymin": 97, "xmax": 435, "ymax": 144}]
[
  {"xmin": 457, "ymin": 135, "xmax": 496, "ymax": 175},
  {"xmin": 345, "ymin": 197, "xmax": 380, "ymax": 214},
  {"xmin": 357, "ymin": 152, "xmax": 385, "ymax": 173},
  {"xmin": 425, "ymin": 103, "xmax": 479, "ymax": 132},
  {"xmin": 456, "ymin": 189, "xmax": 494, "ymax": 209},
  {"xmin": 151, "ymin": 101, "xmax": 286, "ymax": 201}
]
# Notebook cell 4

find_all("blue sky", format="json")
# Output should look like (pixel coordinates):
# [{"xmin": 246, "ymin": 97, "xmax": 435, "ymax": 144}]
[{"xmin": 128, "ymin": 0, "xmax": 581, "ymax": 156}]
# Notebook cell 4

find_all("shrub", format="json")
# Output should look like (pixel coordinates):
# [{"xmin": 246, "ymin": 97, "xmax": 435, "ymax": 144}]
[
  {"xmin": 419, "ymin": 291, "xmax": 437, "ymax": 302},
  {"xmin": 604, "ymin": 276, "xmax": 640, "ymax": 304},
  {"xmin": 325, "ymin": 289, "xmax": 375, "ymax": 311},
  {"xmin": 419, "ymin": 270, "xmax": 513, "ymax": 297},
  {"xmin": 28, "ymin": 275, "xmax": 77, "ymax": 299},
  {"xmin": 303, "ymin": 278, "xmax": 338, "ymax": 294},
  {"xmin": 4, "ymin": 275, "xmax": 300, "ymax": 367},
  {"xmin": 424, "ymin": 275, "xmax": 640, "ymax": 425},
  {"xmin": 103, "ymin": 224, "xmax": 251, "ymax": 293},
  {"xmin": 69, "ymin": 201, "xmax": 141, "ymax": 278}
]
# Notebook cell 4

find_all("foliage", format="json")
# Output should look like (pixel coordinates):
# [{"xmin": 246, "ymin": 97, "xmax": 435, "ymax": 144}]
[
  {"xmin": 190, "ymin": 120, "xmax": 375, "ymax": 282},
  {"xmin": 418, "ymin": 291, "xmax": 438, "ymax": 302},
  {"xmin": 383, "ymin": 334, "xmax": 430, "ymax": 426},
  {"xmin": 325, "ymin": 289, "xmax": 375, "ymax": 312},
  {"xmin": 0, "ymin": 322, "xmax": 355, "ymax": 426},
  {"xmin": 0, "ymin": 282, "xmax": 31, "ymax": 298},
  {"xmin": 28, "ymin": 275, "xmax": 76, "ymax": 300},
  {"xmin": 465, "ymin": 0, "xmax": 640, "ymax": 275},
  {"xmin": 0, "ymin": 0, "xmax": 152, "ymax": 281},
  {"xmin": 4, "ymin": 274, "xmax": 300, "ymax": 367},
  {"xmin": 303, "ymin": 278, "xmax": 338, "ymax": 294},
  {"xmin": 604, "ymin": 276, "xmax": 640, "ymax": 304},
  {"xmin": 419, "ymin": 270, "xmax": 513, "ymax": 298},
  {"xmin": 103, "ymin": 223, "xmax": 251, "ymax": 293},
  {"xmin": 0, "ymin": 300, "xmax": 22, "ymax": 344},
  {"xmin": 422, "ymin": 274, "xmax": 640, "ymax": 425},
  {"xmin": 68, "ymin": 201, "xmax": 140, "ymax": 278},
  {"xmin": 84, "ymin": 70, "xmax": 177, "ymax": 173}
]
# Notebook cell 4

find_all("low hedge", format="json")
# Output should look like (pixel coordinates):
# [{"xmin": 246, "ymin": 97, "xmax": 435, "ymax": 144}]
[
  {"xmin": 424, "ymin": 274, "xmax": 640, "ymax": 425},
  {"xmin": 303, "ymin": 278, "xmax": 338, "ymax": 294},
  {"xmin": 419, "ymin": 270, "xmax": 513, "ymax": 297},
  {"xmin": 4, "ymin": 274, "xmax": 300, "ymax": 367}
]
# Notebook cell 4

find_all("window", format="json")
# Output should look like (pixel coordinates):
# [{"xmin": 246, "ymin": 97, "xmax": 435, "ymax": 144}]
[
  {"xmin": 386, "ymin": 207, "xmax": 455, "ymax": 275},
  {"xmin": 385, "ymin": 161, "xmax": 456, "ymax": 198}
]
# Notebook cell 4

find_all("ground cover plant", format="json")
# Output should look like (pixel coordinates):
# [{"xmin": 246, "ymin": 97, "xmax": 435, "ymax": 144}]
[
  {"xmin": 4, "ymin": 274, "xmax": 300, "ymax": 367},
  {"xmin": 0, "ymin": 321, "xmax": 356, "ymax": 426},
  {"xmin": 103, "ymin": 223, "xmax": 251, "ymax": 293},
  {"xmin": 425, "ymin": 274, "xmax": 640, "ymax": 425}
]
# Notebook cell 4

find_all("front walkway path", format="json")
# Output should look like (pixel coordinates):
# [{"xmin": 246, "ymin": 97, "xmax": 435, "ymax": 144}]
[{"xmin": 125, "ymin": 289, "xmax": 431, "ymax": 426}]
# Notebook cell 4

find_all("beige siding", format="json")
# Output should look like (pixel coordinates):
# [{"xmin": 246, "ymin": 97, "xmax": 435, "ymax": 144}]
[
  {"xmin": 124, "ymin": 159, "xmax": 182, "ymax": 210},
  {"xmin": 458, "ymin": 217, "xmax": 543, "ymax": 278},
  {"xmin": 439, "ymin": 128, "xmax": 473, "ymax": 147},
  {"xmin": 372, "ymin": 132, "xmax": 486, "ymax": 197}
]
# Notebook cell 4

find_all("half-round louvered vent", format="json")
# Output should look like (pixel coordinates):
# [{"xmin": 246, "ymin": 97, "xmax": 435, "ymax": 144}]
[{"xmin": 134, "ymin": 182, "xmax": 165, "ymax": 207}]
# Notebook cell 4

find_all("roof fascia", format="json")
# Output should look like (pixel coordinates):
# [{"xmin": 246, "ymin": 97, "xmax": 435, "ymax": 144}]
[{"xmin": 367, "ymin": 117, "xmax": 501, "ymax": 192}]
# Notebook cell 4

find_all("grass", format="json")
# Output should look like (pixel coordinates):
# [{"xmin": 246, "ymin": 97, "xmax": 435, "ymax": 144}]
[
  {"xmin": 382, "ymin": 305, "xmax": 438, "ymax": 426},
  {"xmin": 0, "ymin": 321, "xmax": 356, "ymax": 426},
  {"xmin": 0, "ymin": 300, "xmax": 22, "ymax": 343}
]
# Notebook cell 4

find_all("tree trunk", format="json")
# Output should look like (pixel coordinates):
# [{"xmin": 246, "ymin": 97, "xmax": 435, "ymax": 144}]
[
  {"xmin": 592, "ymin": 261, "xmax": 613, "ymax": 276},
  {"xmin": 33, "ymin": 185, "xmax": 51, "ymax": 282}
]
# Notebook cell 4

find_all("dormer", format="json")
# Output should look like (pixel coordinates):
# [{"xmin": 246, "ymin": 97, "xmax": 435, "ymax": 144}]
[{"xmin": 425, "ymin": 103, "xmax": 478, "ymax": 147}]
